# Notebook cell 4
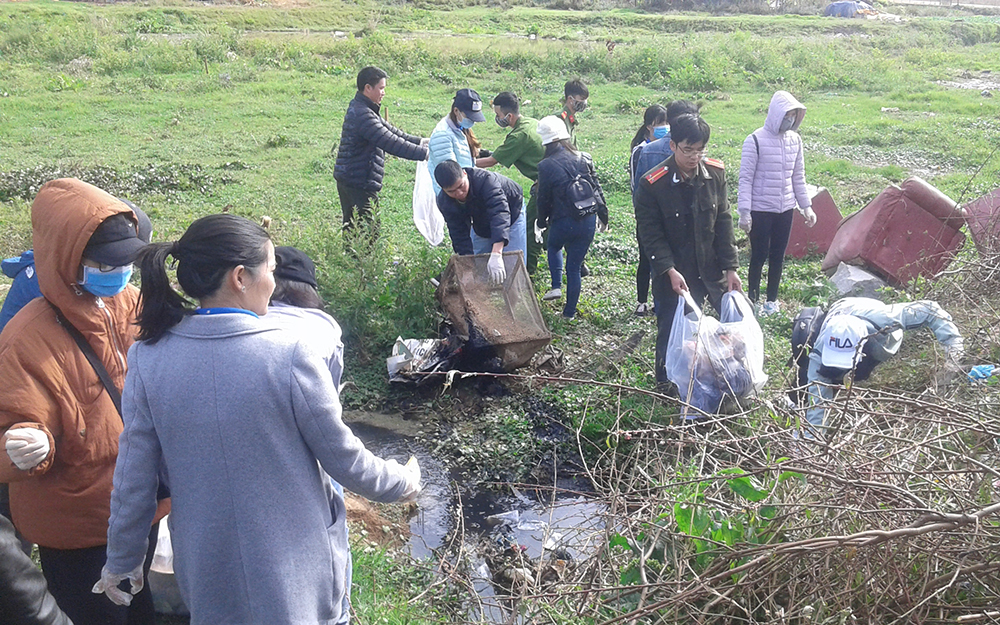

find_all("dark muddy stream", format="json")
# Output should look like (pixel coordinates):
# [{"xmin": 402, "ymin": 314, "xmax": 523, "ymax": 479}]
[{"xmin": 344, "ymin": 411, "xmax": 606, "ymax": 621}]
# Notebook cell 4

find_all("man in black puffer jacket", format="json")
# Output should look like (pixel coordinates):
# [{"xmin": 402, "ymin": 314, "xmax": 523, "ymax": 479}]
[
  {"xmin": 333, "ymin": 66, "xmax": 429, "ymax": 243},
  {"xmin": 1, "ymin": 516, "xmax": 73, "ymax": 625}
]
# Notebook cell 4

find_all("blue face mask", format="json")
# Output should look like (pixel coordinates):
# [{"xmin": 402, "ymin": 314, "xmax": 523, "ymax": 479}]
[
  {"xmin": 459, "ymin": 117, "xmax": 475, "ymax": 130},
  {"xmin": 652, "ymin": 125, "xmax": 668, "ymax": 140},
  {"xmin": 79, "ymin": 264, "xmax": 133, "ymax": 298}
]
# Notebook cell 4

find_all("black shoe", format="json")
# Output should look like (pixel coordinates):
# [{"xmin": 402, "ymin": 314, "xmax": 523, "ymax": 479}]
[{"xmin": 580, "ymin": 262, "xmax": 590, "ymax": 278}]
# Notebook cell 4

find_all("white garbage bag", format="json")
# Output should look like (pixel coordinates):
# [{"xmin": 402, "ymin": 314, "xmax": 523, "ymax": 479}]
[{"xmin": 412, "ymin": 160, "xmax": 444, "ymax": 246}]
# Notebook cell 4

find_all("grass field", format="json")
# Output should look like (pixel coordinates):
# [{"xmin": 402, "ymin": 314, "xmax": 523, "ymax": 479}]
[{"xmin": 3, "ymin": 0, "xmax": 1000, "ymax": 621}]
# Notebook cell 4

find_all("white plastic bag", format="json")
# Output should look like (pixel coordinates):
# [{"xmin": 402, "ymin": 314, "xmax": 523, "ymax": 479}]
[
  {"xmin": 412, "ymin": 160, "xmax": 444, "ymax": 246},
  {"xmin": 150, "ymin": 514, "xmax": 174, "ymax": 574},
  {"xmin": 665, "ymin": 291, "xmax": 767, "ymax": 418}
]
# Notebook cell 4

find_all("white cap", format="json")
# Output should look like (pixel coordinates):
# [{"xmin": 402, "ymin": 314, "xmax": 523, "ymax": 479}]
[
  {"xmin": 818, "ymin": 315, "xmax": 870, "ymax": 369},
  {"xmin": 537, "ymin": 115, "xmax": 571, "ymax": 146}
]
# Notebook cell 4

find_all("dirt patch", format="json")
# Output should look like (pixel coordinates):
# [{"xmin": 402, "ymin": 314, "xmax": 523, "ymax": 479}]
[
  {"xmin": 806, "ymin": 141, "xmax": 961, "ymax": 179},
  {"xmin": 936, "ymin": 70, "xmax": 1000, "ymax": 92},
  {"xmin": 345, "ymin": 493, "xmax": 413, "ymax": 548}
]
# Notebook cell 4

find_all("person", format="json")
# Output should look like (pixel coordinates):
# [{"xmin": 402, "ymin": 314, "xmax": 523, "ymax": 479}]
[
  {"xmin": 1, "ymin": 515, "xmax": 73, "ymax": 625},
  {"xmin": 264, "ymin": 245, "xmax": 351, "ymax": 618},
  {"xmin": 95, "ymin": 214, "xmax": 421, "ymax": 624},
  {"xmin": 628, "ymin": 104, "xmax": 668, "ymax": 317},
  {"xmin": 434, "ymin": 160, "xmax": 527, "ymax": 285},
  {"xmin": 333, "ymin": 65, "xmax": 429, "ymax": 243},
  {"xmin": 803, "ymin": 298, "xmax": 963, "ymax": 432},
  {"xmin": 0, "ymin": 202, "xmax": 152, "ymax": 556},
  {"xmin": 631, "ymin": 99, "xmax": 700, "ymax": 187},
  {"xmin": 737, "ymin": 90, "xmax": 817, "ymax": 316},
  {"xmin": 267, "ymin": 246, "xmax": 345, "ymax": 391},
  {"xmin": 0, "ymin": 201, "xmax": 151, "ymax": 334},
  {"xmin": 0, "ymin": 178, "xmax": 166, "ymax": 625},
  {"xmin": 556, "ymin": 79, "xmax": 592, "ymax": 278},
  {"xmin": 557, "ymin": 78, "xmax": 589, "ymax": 149},
  {"xmin": 535, "ymin": 115, "xmax": 608, "ymax": 320},
  {"xmin": 633, "ymin": 114, "xmax": 741, "ymax": 388},
  {"xmin": 427, "ymin": 88, "xmax": 486, "ymax": 196},
  {"xmin": 477, "ymin": 92, "xmax": 546, "ymax": 275}
]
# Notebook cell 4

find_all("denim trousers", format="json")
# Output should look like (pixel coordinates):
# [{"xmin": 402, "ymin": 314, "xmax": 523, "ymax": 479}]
[
  {"xmin": 470, "ymin": 203, "xmax": 528, "ymax": 263},
  {"xmin": 547, "ymin": 214, "xmax": 596, "ymax": 318}
]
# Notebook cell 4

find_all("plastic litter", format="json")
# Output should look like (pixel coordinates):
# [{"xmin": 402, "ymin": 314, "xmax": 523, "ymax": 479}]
[{"xmin": 968, "ymin": 364, "xmax": 997, "ymax": 383}]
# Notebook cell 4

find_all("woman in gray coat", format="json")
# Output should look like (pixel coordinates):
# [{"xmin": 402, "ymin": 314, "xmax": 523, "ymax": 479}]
[{"xmin": 94, "ymin": 215, "xmax": 420, "ymax": 624}]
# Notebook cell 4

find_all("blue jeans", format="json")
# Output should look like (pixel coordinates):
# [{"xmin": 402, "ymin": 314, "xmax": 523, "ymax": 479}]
[
  {"xmin": 470, "ymin": 203, "xmax": 528, "ymax": 263},
  {"xmin": 547, "ymin": 215, "xmax": 596, "ymax": 318}
]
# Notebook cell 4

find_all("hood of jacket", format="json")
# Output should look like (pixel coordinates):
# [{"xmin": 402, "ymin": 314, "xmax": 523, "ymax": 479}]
[
  {"xmin": 32, "ymin": 178, "xmax": 141, "ymax": 320},
  {"xmin": 763, "ymin": 91, "xmax": 806, "ymax": 135}
]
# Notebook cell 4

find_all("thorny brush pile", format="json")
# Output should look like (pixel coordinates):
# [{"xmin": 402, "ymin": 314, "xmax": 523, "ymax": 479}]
[{"xmin": 429, "ymin": 255, "xmax": 1000, "ymax": 624}]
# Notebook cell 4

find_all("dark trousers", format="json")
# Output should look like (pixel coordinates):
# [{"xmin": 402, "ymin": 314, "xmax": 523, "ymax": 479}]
[
  {"xmin": 548, "ymin": 215, "xmax": 596, "ymax": 319},
  {"xmin": 0, "ymin": 484, "xmax": 31, "ymax": 555},
  {"xmin": 337, "ymin": 180, "xmax": 380, "ymax": 248},
  {"xmin": 38, "ymin": 524, "xmax": 159, "ymax": 625},
  {"xmin": 747, "ymin": 209, "xmax": 794, "ymax": 303},
  {"xmin": 651, "ymin": 272, "xmax": 723, "ymax": 384},
  {"xmin": 524, "ymin": 192, "xmax": 542, "ymax": 274},
  {"xmin": 636, "ymin": 235, "xmax": 651, "ymax": 304}
]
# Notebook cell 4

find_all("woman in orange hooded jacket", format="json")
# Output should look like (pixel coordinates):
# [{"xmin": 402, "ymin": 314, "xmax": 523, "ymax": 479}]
[{"xmin": 0, "ymin": 178, "xmax": 167, "ymax": 625}]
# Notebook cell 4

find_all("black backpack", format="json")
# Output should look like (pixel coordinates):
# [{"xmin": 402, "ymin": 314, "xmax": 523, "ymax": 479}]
[
  {"xmin": 562, "ymin": 156, "xmax": 600, "ymax": 219},
  {"xmin": 790, "ymin": 306, "xmax": 826, "ymax": 395}
]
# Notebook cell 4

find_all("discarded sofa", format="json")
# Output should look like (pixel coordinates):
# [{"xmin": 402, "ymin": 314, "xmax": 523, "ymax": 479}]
[
  {"xmin": 785, "ymin": 186, "xmax": 842, "ymax": 259},
  {"xmin": 963, "ymin": 187, "xmax": 1000, "ymax": 253},
  {"xmin": 821, "ymin": 177, "xmax": 967, "ymax": 286}
]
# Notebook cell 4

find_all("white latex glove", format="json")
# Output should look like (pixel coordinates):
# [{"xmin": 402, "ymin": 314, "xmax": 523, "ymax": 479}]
[
  {"xmin": 419, "ymin": 137, "xmax": 429, "ymax": 148},
  {"xmin": 801, "ymin": 206, "xmax": 817, "ymax": 228},
  {"xmin": 944, "ymin": 338, "xmax": 964, "ymax": 364},
  {"xmin": 596, "ymin": 219, "xmax": 608, "ymax": 234},
  {"xmin": 534, "ymin": 221, "xmax": 546, "ymax": 244},
  {"xmin": 4, "ymin": 428, "xmax": 50, "ymax": 471},
  {"xmin": 738, "ymin": 214, "xmax": 752, "ymax": 233},
  {"xmin": 399, "ymin": 455, "xmax": 422, "ymax": 502},
  {"xmin": 92, "ymin": 562, "xmax": 144, "ymax": 607},
  {"xmin": 487, "ymin": 252, "xmax": 506, "ymax": 285}
]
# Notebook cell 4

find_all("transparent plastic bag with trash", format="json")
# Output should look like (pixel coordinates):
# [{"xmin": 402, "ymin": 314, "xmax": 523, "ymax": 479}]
[{"xmin": 665, "ymin": 291, "xmax": 768, "ymax": 418}]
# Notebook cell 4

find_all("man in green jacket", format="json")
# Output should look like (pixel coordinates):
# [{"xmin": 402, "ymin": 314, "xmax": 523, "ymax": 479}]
[
  {"xmin": 633, "ymin": 113, "xmax": 741, "ymax": 387},
  {"xmin": 478, "ymin": 92, "xmax": 546, "ymax": 274}
]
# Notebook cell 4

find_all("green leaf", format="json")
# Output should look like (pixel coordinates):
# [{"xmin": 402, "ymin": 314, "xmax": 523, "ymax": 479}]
[
  {"xmin": 609, "ymin": 533, "xmax": 630, "ymax": 551},
  {"xmin": 726, "ymin": 475, "xmax": 769, "ymax": 502}
]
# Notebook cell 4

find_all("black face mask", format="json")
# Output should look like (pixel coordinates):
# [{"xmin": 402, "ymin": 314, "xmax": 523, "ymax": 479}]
[
  {"xmin": 573, "ymin": 100, "xmax": 588, "ymax": 113},
  {"xmin": 495, "ymin": 114, "xmax": 510, "ymax": 129}
]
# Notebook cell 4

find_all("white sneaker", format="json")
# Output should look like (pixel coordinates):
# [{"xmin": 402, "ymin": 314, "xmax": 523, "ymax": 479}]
[
  {"xmin": 634, "ymin": 302, "xmax": 651, "ymax": 317},
  {"xmin": 542, "ymin": 288, "xmax": 562, "ymax": 301},
  {"xmin": 760, "ymin": 300, "xmax": 780, "ymax": 317}
]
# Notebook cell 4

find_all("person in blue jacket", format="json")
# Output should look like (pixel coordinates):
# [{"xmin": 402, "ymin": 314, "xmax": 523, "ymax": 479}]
[
  {"xmin": 434, "ymin": 160, "xmax": 527, "ymax": 286},
  {"xmin": 427, "ymin": 88, "xmax": 486, "ymax": 196},
  {"xmin": 0, "ymin": 201, "xmax": 151, "ymax": 335}
]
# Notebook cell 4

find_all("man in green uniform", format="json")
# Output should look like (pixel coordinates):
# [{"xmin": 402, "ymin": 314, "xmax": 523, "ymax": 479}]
[
  {"xmin": 633, "ymin": 113, "xmax": 742, "ymax": 387},
  {"xmin": 477, "ymin": 92, "xmax": 546, "ymax": 274},
  {"xmin": 557, "ymin": 79, "xmax": 589, "ymax": 150}
]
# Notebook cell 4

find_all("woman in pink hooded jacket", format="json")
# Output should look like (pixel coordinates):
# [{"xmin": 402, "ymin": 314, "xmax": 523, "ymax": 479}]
[{"xmin": 737, "ymin": 90, "xmax": 817, "ymax": 316}]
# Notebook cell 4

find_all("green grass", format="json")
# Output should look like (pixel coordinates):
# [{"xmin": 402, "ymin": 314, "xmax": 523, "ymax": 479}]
[{"xmin": 3, "ymin": 0, "xmax": 1000, "ymax": 619}]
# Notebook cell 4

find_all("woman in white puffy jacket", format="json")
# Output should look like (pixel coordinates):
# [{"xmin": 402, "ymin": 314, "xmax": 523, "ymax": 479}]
[
  {"xmin": 427, "ymin": 88, "xmax": 486, "ymax": 195},
  {"xmin": 737, "ymin": 90, "xmax": 817, "ymax": 316}
]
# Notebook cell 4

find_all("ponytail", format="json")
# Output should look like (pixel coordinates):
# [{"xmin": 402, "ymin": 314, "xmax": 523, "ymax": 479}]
[
  {"xmin": 631, "ymin": 104, "xmax": 668, "ymax": 150},
  {"xmin": 136, "ymin": 242, "xmax": 193, "ymax": 344},
  {"xmin": 136, "ymin": 214, "xmax": 271, "ymax": 344}
]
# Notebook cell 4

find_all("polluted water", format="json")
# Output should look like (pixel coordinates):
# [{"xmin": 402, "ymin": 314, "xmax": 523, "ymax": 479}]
[{"xmin": 346, "ymin": 412, "xmax": 606, "ymax": 623}]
